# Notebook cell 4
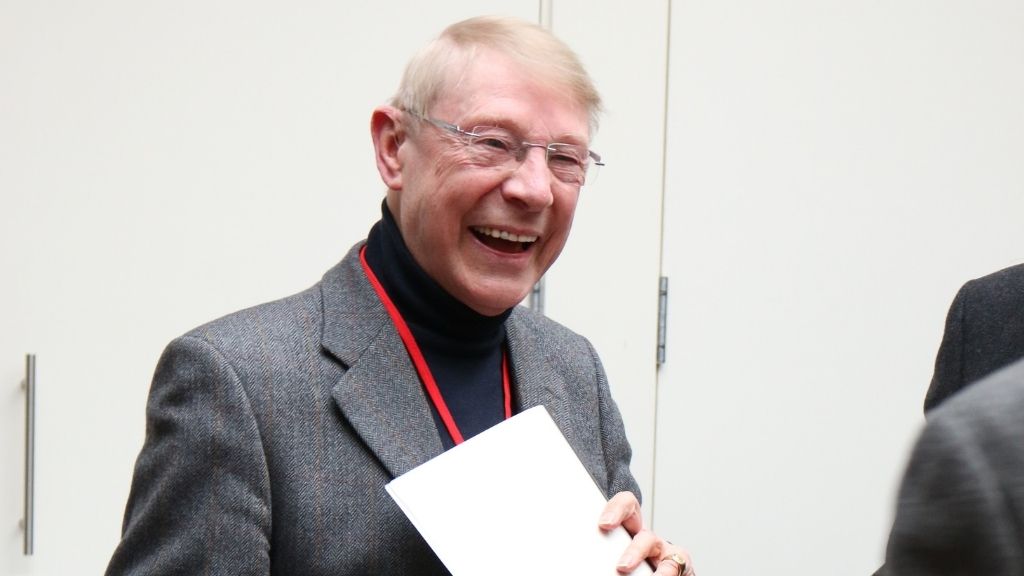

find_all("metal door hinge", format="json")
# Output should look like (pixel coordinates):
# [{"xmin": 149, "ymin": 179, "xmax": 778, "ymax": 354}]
[{"xmin": 657, "ymin": 277, "xmax": 669, "ymax": 365}]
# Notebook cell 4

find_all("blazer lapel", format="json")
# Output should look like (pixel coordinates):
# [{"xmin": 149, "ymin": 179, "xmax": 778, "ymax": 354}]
[
  {"xmin": 506, "ymin": 311, "xmax": 576, "ymax": 444},
  {"xmin": 320, "ymin": 244, "xmax": 443, "ymax": 479},
  {"xmin": 506, "ymin": 310, "xmax": 611, "ymax": 495}
]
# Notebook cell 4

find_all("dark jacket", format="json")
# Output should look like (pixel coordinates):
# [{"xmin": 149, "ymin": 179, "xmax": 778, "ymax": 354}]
[{"xmin": 925, "ymin": 263, "xmax": 1024, "ymax": 412}]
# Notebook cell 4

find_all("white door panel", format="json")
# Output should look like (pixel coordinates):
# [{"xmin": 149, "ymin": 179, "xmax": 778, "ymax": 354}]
[{"xmin": 657, "ymin": 2, "xmax": 1024, "ymax": 575}]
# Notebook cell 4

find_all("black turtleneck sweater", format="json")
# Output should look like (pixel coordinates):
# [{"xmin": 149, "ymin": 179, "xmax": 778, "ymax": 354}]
[{"xmin": 363, "ymin": 203, "xmax": 513, "ymax": 450}]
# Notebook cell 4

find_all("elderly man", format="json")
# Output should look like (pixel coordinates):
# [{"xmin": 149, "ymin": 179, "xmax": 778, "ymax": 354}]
[{"xmin": 106, "ymin": 16, "xmax": 692, "ymax": 576}]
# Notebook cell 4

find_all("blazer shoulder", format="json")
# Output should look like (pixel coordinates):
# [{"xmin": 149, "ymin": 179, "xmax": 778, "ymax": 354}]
[
  {"xmin": 181, "ymin": 283, "xmax": 324, "ymax": 358},
  {"xmin": 962, "ymin": 262, "xmax": 1024, "ymax": 304},
  {"xmin": 506, "ymin": 306, "xmax": 607, "ymax": 403},
  {"xmin": 508, "ymin": 306, "xmax": 593, "ymax": 354},
  {"xmin": 927, "ymin": 262, "xmax": 1024, "ymax": 412}
]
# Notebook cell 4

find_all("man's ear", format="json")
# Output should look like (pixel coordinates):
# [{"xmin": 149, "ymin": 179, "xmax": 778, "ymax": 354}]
[{"xmin": 371, "ymin": 105, "xmax": 405, "ymax": 190}]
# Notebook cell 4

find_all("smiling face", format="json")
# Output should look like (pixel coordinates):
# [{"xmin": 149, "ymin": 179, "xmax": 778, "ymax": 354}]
[{"xmin": 373, "ymin": 51, "xmax": 590, "ymax": 316}]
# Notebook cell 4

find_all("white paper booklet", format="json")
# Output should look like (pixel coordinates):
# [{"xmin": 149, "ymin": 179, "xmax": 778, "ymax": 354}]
[{"xmin": 385, "ymin": 405, "xmax": 653, "ymax": 576}]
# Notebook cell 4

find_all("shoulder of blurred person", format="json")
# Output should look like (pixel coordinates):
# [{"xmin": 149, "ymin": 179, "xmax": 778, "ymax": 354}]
[
  {"xmin": 925, "ymin": 262, "xmax": 1024, "ymax": 412},
  {"xmin": 886, "ymin": 357, "xmax": 1024, "ymax": 576}
]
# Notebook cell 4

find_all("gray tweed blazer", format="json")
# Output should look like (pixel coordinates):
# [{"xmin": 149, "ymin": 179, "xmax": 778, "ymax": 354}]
[
  {"xmin": 885, "ymin": 357, "xmax": 1024, "ymax": 575},
  {"xmin": 106, "ymin": 242, "xmax": 639, "ymax": 575}
]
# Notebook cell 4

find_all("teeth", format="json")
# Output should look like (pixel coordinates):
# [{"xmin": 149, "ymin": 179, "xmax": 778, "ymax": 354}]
[{"xmin": 473, "ymin": 226, "xmax": 538, "ymax": 243}]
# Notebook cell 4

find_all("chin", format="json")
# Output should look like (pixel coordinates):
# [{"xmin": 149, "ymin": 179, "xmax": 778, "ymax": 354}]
[{"xmin": 464, "ymin": 285, "xmax": 532, "ymax": 317}]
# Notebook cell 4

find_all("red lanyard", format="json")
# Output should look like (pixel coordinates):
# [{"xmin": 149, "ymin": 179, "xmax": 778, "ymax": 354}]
[{"xmin": 359, "ymin": 246, "xmax": 512, "ymax": 445}]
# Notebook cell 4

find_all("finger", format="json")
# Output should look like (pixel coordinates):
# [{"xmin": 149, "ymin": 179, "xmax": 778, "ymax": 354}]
[
  {"xmin": 599, "ymin": 491, "xmax": 643, "ymax": 534},
  {"xmin": 615, "ymin": 529, "xmax": 662, "ymax": 574}
]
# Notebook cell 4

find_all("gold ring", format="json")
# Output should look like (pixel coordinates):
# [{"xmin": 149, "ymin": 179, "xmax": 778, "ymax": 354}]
[{"xmin": 664, "ymin": 553, "xmax": 687, "ymax": 576}]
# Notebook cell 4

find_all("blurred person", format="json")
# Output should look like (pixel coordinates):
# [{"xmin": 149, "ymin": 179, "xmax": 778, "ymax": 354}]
[
  {"xmin": 884, "ymin": 357, "xmax": 1024, "ymax": 575},
  {"xmin": 874, "ymin": 263, "xmax": 1024, "ymax": 576}
]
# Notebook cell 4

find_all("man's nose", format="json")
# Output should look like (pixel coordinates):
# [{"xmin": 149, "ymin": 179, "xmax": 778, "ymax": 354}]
[{"xmin": 500, "ymin": 147, "xmax": 554, "ymax": 210}]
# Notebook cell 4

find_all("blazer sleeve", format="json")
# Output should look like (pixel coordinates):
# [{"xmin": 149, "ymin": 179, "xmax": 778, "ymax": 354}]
[
  {"xmin": 589, "ymin": 339, "xmax": 643, "ymax": 501},
  {"xmin": 884, "ymin": 412, "xmax": 1024, "ymax": 576},
  {"xmin": 106, "ymin": 336, "xmax": 272, "ymax": 576}
]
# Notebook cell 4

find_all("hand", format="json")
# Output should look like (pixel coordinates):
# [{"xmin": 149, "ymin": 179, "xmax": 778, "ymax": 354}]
[{"xmin": 598, "ymin": 491, "xmax": 695, "ymax": 576}]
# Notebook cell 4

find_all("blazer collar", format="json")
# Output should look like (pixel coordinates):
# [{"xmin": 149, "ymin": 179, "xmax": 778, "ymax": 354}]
[
  {"xmin": 321, "ymin": 243, "xmax": 443, "ymax": 478},
  {"xmin": 505, "ymin": 311, "xmax": 577, "ymax": 439}
]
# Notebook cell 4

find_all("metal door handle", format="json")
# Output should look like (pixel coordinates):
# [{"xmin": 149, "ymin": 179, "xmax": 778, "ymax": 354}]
[{"xmin": 22, "ymin": 353, "xmax": 35, "ymax": 556}]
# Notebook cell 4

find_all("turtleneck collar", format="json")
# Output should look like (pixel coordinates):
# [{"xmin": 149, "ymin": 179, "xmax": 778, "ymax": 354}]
[{"xmin": 363, "ymin": 202, "xmax": 512, "ymax": 356}]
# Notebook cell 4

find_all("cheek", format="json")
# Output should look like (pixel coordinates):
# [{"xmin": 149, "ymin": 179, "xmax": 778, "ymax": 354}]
[
  {"xmin": 544, "ymin": 194, "xmax": 580, "ymax": 251},
  {"xmin": 431, "ymin": 147, "xmax": 473, "ymax": 180},
  {"xmin": 554, "ymin": 192, "xmax": 580, "ymax": 229}
]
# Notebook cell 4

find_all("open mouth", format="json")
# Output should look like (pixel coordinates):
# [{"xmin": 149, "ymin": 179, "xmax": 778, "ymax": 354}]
[{"xmin": 471, "ymin": 226, "xmax": 537, "ymax": 254}]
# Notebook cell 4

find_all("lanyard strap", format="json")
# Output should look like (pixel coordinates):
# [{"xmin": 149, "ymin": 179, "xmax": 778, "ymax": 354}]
[{"xmin": 359, "ymin": 246, "xmax": 512, "ymax": 445}]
